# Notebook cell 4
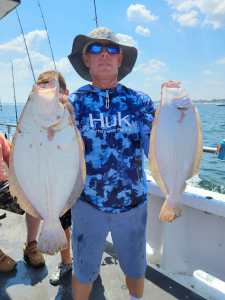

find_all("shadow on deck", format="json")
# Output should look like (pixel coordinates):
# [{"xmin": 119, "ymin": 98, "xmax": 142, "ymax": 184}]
[{"xmin": 0, "ymin": 210, "xmax": 206, "ymax": 300}]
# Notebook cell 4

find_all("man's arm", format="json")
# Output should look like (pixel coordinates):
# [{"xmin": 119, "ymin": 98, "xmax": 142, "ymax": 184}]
[
  {"xmin": 0, "ymin": 134, "xmax": 11, "ymax": 166},
  {"xmin": 138, "ymin": 94, "xmax": 155, "ymax": 157},
  {"xmin": 68, "ymin": 93, "xmax": 81, "ymax": 129}
]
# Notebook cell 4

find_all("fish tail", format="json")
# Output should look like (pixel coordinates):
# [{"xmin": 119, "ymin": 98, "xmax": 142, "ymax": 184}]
[
  {"xmin": 38, "ymin": 219, "xmax": 67, "ymax": 255},
  {"xmin": 166, "ymin": 194, "xmax": 182, "ymax": 212}
]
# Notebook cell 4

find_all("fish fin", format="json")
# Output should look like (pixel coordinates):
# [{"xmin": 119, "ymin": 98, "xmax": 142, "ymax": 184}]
[
  {"xmin": 185, "ymin": 108, "xmax": 203, "ymax": 180},
  {"xmin": 8, "ymin": 138, "xmax": 41, "ymax": 219},
  {"xmin": 159, "ymin": 197, "xmax": 182, "ymax": 223},
  {"xmin": 38, "ymin": 219, "xmax": 67, "ymax": 255},
  {"xmin": 149, "ymin": 110, "xmax": 169, "ymax": 195},
  {"xmin": 8, "ymin": 98, "xmax": 41, "ymax": 218},
  {"xmin": 76, "ymin": 128, "xmax": 86, "ymax": 181},
  {"xmin": 61, "ymin": 128, "xmax": 86, "ymax": 215},
  {"xmin": 191, "ymin": 109, "xmax": 203, "ymax": 176}
]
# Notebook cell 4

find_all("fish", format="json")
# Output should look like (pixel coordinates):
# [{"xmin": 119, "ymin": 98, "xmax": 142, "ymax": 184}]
[
  {"xmin": 8, "ymin": 84, "xmax": 85, "ymax": 254},
  {"xmin": 149, "ymin": 81, "xmax": 202, "ymax": 222}
]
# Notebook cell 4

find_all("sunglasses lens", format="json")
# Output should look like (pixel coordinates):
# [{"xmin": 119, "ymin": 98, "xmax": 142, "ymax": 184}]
[
  {"xmin": 86, "ymin": 43, "xmax": 120, "ymax": 55},
  {"xmin": 107, "ymin": 45, "xmax": 120, "ymax": 54},
  {"xmin": 87, "ymin": 43, "xmax": 102, "ymax": 54}
]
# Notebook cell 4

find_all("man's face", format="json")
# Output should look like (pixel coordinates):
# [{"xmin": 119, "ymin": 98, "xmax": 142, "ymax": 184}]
[{"xmin": 83, "ymin": 41, "xmax": 123, "ymax": 81}]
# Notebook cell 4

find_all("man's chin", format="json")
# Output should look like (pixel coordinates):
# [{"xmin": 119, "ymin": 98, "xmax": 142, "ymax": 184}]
[{"xmin": 94, "ymin": 71, "xmax": 117, "ymax": 79}]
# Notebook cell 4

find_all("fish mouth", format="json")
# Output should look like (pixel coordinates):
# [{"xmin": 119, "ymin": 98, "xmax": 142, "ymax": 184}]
[
  {"xmin": 173, "ymin": 97, "xmax": 192, "ymax": 109},
  {"xmin": 176, "ymin": 106, "xmax": 189, "ymax": 110},
  {"xmin": 35, "ymin": 87, "xmax": 59, "ymax": 101}
]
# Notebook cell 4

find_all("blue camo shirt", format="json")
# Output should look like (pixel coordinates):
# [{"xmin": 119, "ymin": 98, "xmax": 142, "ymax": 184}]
[{"xmin": 69, "ymin": 83, "xmax": 155, "ymax": 213}]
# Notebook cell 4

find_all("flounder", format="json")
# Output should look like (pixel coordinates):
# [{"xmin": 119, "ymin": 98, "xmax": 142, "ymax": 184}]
[
  {"xmin": 9, "ymin": 84, "xmax": 85, "ymax": 254},
  {"xmin": 149, "ymin": 81, "xmax": 202, "ymax": 222}
]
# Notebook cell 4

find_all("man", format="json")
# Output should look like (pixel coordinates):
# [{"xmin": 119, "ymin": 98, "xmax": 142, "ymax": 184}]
[
  {"xmin": 217, "ymin": 138, "xmax": 225, "ymax": 160},
  {"xmin": 68, "ymin": 27, "xmax": 155, "ymax": 300},
  {"xmin": 0, "ymin": 133, "xmax": 45, "ymax": 272}
]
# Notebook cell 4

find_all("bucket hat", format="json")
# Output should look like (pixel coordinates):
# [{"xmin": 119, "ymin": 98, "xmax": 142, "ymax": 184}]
[{"xmin": 68, "ymin": 27, "xmax": 137, "ymax": 81}]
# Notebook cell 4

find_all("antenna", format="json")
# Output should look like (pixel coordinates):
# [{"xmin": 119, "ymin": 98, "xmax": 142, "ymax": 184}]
[
  {"xmin": 16, "ymin": 8, "xmax": 36, "ymax": 83},
  {"xmin": 93, "ymin": 0, "xmax": 99, "ymax": 28},
  {"xmin": 37, "ymin": 0, "xmax": 56, "ymax": 70},
  {"xmin": 11, "ymin": 61, "xmax": 18, "ymax": 124}
]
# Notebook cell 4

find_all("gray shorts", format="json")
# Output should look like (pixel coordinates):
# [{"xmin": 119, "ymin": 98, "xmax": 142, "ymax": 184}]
[{"xmin": 71, "ymin": 200, "xmax": 147, "ymax": 283}]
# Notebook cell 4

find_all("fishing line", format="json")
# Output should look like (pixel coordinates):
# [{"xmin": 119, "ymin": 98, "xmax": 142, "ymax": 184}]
[
  {"xmin": 15, "ymin": 8, "xmax": 36, "ymax": 83},
  {"xmin": 11, "ymin": 61, "xmax": 18, "ymax": 123},
  {"xmin": 36, "ymin": 0, "xmax": 56, "ymax": 70},
  {"xmin": 93, "ymin": 0, "xmax": 99, "ymax": 27}
]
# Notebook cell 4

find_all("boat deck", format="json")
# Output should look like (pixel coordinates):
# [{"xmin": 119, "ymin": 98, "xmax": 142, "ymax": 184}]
[{"xmin": 0, "ymin": 209, "xmax": 205, "ymax": 300}]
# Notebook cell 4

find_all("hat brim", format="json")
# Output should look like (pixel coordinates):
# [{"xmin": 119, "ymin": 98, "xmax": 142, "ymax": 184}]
[{"xmin": 68, "ymin": 34, "xmax": 137, "ymax": 82}]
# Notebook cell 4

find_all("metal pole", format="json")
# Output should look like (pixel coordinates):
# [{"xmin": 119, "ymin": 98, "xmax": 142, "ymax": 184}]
[
  {"xmin": 16, "ymin": 8, "xmax": 36, "ymax": 83},
  {"xmin": 93, "ymin": 0, "xmax": 99, "ymax": 27},
  {"xmin": 11, "ymin": 61, "xmax": 18, "ymax": 123},
  {"xmin": 203, "ymin": 146, "xmax": 217, "ymax": 154},
  {"xmin": 37, "ymin": 0, "xmax": 56, "ymax": 70}
]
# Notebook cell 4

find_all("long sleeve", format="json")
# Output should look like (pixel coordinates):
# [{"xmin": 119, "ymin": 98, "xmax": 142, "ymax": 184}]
[
  {"xmin": 138, "ymin": 94, "xmax": 155, "ymax": 157},
  {"xmin": 68, "ymin": 93, "xmax": 81, "ymax": 129}
]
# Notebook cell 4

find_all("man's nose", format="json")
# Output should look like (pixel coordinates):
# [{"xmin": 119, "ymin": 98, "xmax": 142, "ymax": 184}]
[{"xmin": 100, "ymin": 48, "xmax": 109, "ymax": 57}]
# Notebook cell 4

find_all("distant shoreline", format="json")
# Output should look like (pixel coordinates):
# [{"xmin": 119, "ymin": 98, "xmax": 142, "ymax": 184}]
[{"xmin": 0, "ymin": 99, "xmax": 225, "ymax": 106}]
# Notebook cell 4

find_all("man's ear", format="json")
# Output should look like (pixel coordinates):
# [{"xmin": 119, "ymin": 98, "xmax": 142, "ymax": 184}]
[
  {"xmin": 118, "ymin": 53, "xmax": 123, "ymax": 68},
  {"xmin": 83, "ymin": 54, "xmax": 90, "ymax": 68}
]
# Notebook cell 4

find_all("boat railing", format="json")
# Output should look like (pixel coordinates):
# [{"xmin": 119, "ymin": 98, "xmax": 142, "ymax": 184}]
[
  {"xmin": 0, "ymin": 122, "xmax": 219, "ymax": 153},
  {"xmin": 0, "ymin": 122, "xmax": 17, "ymax": 138}
]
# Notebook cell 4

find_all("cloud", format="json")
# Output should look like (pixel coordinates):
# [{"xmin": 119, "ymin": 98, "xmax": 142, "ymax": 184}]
[
  {"xmin": 167, "ymin": 0, "xmax": 225, "ymax": 29},
  {"xmin": 127, "ymin": 4, "xmax": 158, "ymax": 23},
  {"xmin": 0, "ymin": 30, "xmax": 47, "ymax": 54},
  {"xmin": 135, "ymin": 59, "xmax": 167, "ymax": 76},
  {"xmin": 202, "ymin": 69, "xmax": 213, "ymax": 75},
  {"xmin": 116, "ymin": 33, "xmax": 137, "ymax": 47},
  {"xmin": 217, "ymin": 57, "xmax": 225, "ymax": 64},
  {"xmin": 135, "ymin": 25, "xmax": 151, "ymax": 37},
  {"xmin": 167, "ymin": 0, "xmax": 197, "ymax": 12},
  {"xmin": 0, "ymin": 30, "xmax": 87, "ymax": 103},
  {"xmin": 172, "ymin": 10, "xmax": 199, "ymax": 27}
]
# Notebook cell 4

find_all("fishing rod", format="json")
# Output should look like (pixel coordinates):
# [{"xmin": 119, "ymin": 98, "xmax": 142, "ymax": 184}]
[
  {"xmin": 16, "ymin": 8, "xmax": 36, "ymax": 83},
  {"xmin": 11, "ymin": 61, "xmax": 18, "ymax": 124},
  {"xmin": 93, "ymin": 0, "xmax": 99, "ymax": 27},
  {"xmin": 36, "ymin": 0, "xmax": 56, "ymax": 70}
]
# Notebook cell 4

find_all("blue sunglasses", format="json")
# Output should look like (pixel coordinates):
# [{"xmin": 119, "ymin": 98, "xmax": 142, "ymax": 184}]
[{"xmin": 86, "ymin": 42, "xmax": 121, "ymax": 55}]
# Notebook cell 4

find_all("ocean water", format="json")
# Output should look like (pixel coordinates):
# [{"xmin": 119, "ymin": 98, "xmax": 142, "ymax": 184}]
[
  {"xmin": 197, "ymin": 103, "xmax": 225, "ymax": 194},
  {"xmin": 0, "ymin": 102, "xmax": 224, "ymax": 194}
]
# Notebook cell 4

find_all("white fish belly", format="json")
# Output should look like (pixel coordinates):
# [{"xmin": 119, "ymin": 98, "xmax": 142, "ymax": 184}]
[
  {"xmin": 12, "ymin": 121, "xmax": 79, "ymax": 220},
  {"xmin": 155, "ymin": 105, "xmax": 198, "ymax": 196}
]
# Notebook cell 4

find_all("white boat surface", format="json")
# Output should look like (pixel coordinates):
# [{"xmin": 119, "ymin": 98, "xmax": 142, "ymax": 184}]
[{"xmin": 1, "ymin": 171, "xmax": 225, "ymax": 299}]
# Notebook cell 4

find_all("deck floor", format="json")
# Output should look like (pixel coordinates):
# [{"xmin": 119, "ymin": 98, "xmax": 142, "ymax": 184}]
[{"xmin": 0, "ymin": 209, "xmax": 206, "ymax": 300}]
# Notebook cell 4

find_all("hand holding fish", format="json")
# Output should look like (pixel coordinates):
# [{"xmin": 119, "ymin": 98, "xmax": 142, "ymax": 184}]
[{"xmin": 161, "ymin": 80, "xmax": 180, "ymax": 89}]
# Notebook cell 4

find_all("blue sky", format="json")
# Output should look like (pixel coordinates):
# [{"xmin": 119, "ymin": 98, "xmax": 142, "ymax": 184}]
[{"xmin": 0, "ymin": 0, "xmax": 225, "ymax": 103}]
